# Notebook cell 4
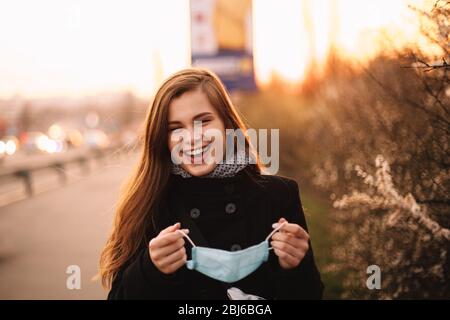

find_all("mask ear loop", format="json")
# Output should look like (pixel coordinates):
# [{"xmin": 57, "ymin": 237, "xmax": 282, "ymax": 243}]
[
  {"xmin": 176, "ymin": 230, "xmax": 197, "ymax": 247},
  {"xmin": 176, "ymin": 229, "xmax": 234, "ymax": 272},
  {"xmin": 265, "ymin": 222, "xmax": 288, "ymax": 251}
]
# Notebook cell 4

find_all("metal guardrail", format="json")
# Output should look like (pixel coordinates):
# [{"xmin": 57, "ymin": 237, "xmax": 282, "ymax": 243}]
[{"xmin": 0, "ymin": 146, "xmax": 122, "ymax": 197}]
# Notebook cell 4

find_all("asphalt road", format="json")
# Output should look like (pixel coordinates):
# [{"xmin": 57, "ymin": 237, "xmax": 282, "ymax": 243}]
[{"xmin": 0, "ymin": 154, "xmax": 137, "ymax": 299}]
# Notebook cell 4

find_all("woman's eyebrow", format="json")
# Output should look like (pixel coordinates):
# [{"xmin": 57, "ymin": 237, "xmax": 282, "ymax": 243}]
[
  {"xmin": 169, "ymin": 112, "xmax": 213, "ymax": 125},
  {"xmin": 193, "ymin": 112, "xmax": 213, "ymax": 120}
]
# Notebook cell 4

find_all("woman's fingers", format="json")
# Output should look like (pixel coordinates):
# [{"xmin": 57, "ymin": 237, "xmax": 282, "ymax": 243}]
[
  {"xmin": 149, "ymin": 224, "xmax": 190, "ymax": 274},
  {"xmin": 272, "ymin": 247, "xmax": 300, "ymax": 267},
  {"xmin": 271, "ymin": 231, "xmax": 307, "ymax": 250},
  {"xmin": 271, "ymin": 240, "xmax": 307, "ymax": 260},
  {"xmin": 158, "ymin": 246, "xmax": 187, "ymax": 269},
  {"xmin": 159, "ymin": 222, "xmax": 180, "ymax": 235},
  {"xmin": 271, "ymin": 218, "xmax": 309, "ymax": 269},
  {"xmin": 151, "ymin": 228, "xmax": 187, "ymax": 249},
  {"xmin": 282, "ymin": 224, "xmax": 309, "ymax": 240},
  {"xmin": 274, "ymin": 218, "xmax": 309, "ymax": 240},
  {"xmin": 278, "ymin": 217, "xmax": 287, "ymax": 224},
  {"xmin": 150, "ymin": 237, "xmax": 185, "ymax": 260},
  {"xmin": 165, "ymin": 253, "xmax": 189, "ymax": 274}
]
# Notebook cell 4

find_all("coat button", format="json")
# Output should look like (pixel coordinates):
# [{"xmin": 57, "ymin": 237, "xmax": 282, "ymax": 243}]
[
  {"xmin": 189, "ymin": 208, "xmax": 201, "ymax": 219},
  {"xmin": 224, "ymin": 183, "xmax": 234, "ymax": 194},
  {"xmin": 225, "ymin": 202, "xmax": 237, "ymax": 214},
  {"xmin": 230, "ymin": 244, "xmax": 242, "ymax": 251}
]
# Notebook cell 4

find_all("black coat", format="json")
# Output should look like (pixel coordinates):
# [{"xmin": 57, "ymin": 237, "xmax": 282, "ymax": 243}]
[{"xmin": 107, "ymin": 169, "xmax": 324, "ymax": 300}]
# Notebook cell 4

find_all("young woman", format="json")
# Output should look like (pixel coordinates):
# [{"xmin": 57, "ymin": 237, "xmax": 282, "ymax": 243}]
[{"xmin": 99, "ymin": 68, "xmax": 324, "ymax": 300}]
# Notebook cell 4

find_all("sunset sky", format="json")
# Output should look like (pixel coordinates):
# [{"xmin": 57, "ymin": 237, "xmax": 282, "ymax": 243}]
[{"xmin": 0, "ymin": 0, "xmax": 427, "ymax": 98}]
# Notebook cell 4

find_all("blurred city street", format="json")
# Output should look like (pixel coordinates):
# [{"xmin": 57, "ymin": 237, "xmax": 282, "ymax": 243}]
[{"xmin": 0, "ymin": 153, "xmax": 136, "ymax": 299}]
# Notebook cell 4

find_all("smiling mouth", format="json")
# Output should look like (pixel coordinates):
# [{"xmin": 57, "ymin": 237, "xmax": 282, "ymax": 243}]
[{"xmin": 184, "ymin": 143, "xmax": 212, "ymax": 157}]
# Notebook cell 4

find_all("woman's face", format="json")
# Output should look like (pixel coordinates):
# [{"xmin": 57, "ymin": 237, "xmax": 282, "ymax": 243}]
[{"xmin": 167, "ymin": 88, "xmax": 226, "ymax": 177}]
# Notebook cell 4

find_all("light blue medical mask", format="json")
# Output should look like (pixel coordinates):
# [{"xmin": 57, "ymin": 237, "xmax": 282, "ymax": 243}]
[{"xmin": 176, "ymin": 222, "xmax": 287, "ymax": 283}]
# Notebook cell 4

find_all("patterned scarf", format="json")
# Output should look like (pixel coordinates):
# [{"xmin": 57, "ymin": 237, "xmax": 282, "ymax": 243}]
[{"xmin": 171, "ymin": 149, "xmax": 252, "ymax": 178}]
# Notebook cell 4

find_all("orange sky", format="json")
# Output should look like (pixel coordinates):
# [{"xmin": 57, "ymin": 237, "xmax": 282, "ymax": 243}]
[{"xmin": 0, "ymin": 0, "xmax": 428, "ymax": 98}]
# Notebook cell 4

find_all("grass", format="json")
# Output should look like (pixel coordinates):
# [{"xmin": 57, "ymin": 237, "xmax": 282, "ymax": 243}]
[{"xmin": 295, "ymin": 188, "xmax": 345, "ymax": 299}]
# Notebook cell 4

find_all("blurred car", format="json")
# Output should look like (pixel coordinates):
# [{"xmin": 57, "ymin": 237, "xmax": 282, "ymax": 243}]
[
  {"xmin": 20, "ymin": 131, "xmax": 66, "ymax": 154},
  {"xmin": 20, "ymin": 131, "xmax": 48, "ymax": 154},
  {"xmin": 0, "ymin": 135, "xmax": 19, "ymax": 162},
  {"xmin": 83, "ymin": 129, "xmax": 110, "ymax": 149}
]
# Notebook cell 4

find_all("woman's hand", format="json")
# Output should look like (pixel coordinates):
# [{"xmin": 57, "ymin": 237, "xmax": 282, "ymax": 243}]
[
  {"xmin": 271, "ymin": 218, "xmax": 310, "ymax": 270},
  {"xmin": 149, "ymin": 222, "xmax": 189, "ymax": 275}
]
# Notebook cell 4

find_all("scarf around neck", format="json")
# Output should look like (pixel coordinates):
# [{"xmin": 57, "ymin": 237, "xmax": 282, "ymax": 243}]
[{"xmin": 171, "ymin": 149, "xmax": 252, "ymax": 178}]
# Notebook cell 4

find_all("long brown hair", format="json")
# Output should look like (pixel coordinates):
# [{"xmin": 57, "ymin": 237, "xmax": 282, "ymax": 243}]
[{"xmin": 99, "ymin": 67, "xmax": 262, "ymax": 289}]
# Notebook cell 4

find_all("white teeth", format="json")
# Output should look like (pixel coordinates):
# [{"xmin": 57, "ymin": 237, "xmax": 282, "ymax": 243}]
[
  {"xmin": 185, "ymin": 144, "xmax": 211, "ymax": 156},
  {"xmin": 186, "ymin": 148, "xmax": 202, "ymax": 156}
]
